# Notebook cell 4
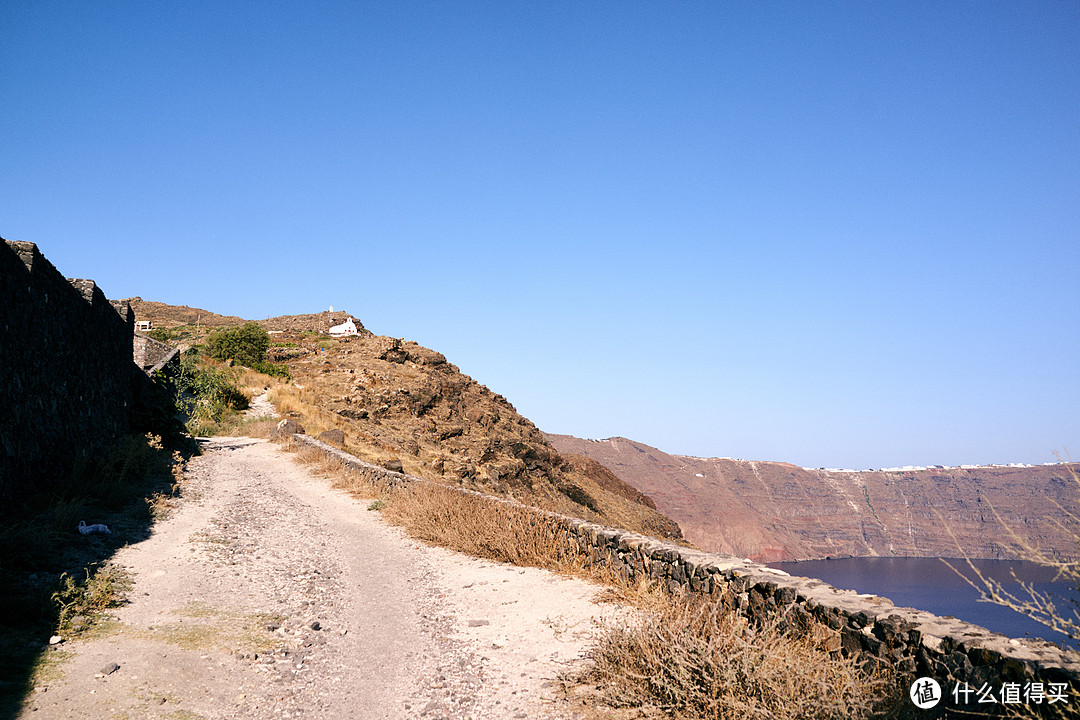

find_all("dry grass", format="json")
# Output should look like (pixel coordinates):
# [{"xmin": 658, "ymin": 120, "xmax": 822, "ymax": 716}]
[
  {"xmin": 278, "ymin": 436, "xmax": 900, "ymax": 720},
  {"xmin": 286, "ymin": 442, "xmax": 381, "ymax": 500},
  {"xmin": 278, "ymin": 437, "xmax": 595, "ymax": 574},
  {"xmin": 267, "ymin": 385, "xmax": 342, "ymax": 437},
  {"xmin": 225, "ymin": 416, "xmax": 280, "ymax": 439},
  {"xmin": 569, "ymin": 591, "xmax": 894, "ymax": 720},
  {"xmin": 234, "ymin": 367, "xmax": 289, "ymax": 397},
  {"xmin": 268, "ymin": 385, "xmax": 419, "ymax": 471},
  {"xmin": 381, "ymin": 482, "xmax": 588, "ymax": 572}
]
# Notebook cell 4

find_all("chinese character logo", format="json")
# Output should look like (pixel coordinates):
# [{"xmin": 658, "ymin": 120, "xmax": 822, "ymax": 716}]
[{"xmin": 911, "ymin": 677, "xmax": 942, "ymax": 709}]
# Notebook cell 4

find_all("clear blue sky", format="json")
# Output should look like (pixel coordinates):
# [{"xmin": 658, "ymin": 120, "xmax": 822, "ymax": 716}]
[{"xmin": 3, "ymin": 2, "xmax": 1078, "ymax": 470}]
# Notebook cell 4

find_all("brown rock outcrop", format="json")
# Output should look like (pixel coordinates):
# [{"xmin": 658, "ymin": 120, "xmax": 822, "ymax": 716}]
[{"xmin": 257, "ymin": 325, "xmax": 683, "ymax": 541}]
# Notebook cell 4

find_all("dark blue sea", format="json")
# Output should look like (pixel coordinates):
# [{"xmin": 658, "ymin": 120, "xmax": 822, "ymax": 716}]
[{"xmin": 767, "ymin": 556, "xmax": 1079, "ymax": 649}]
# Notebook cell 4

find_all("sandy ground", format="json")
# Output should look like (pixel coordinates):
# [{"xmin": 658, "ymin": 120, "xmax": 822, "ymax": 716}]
[{"xmin": 20, "ymin": 434, "xmax": 624, "ymax": 720}]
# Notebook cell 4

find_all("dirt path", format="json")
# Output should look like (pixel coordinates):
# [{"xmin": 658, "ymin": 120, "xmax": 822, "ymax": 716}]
[{"xmin": 21, "ymin": 437, "xmax": 621, "ymax": 720}]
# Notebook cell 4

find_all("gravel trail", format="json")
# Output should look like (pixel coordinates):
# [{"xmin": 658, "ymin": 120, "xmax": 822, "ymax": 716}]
[{"xmin": 21, "ymin": 437, "xmax": 620, "ymax": 719}]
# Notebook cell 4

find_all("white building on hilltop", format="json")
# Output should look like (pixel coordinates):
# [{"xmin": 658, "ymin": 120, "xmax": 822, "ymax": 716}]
[{"xmin": 329, "ymin": 318, "xmax": 359, "ymax": 337}]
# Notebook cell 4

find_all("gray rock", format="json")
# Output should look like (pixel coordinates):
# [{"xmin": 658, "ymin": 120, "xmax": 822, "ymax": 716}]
[
  {"xmin": 269, "ymin": 418, "xmax": 306, "ymax": 440},
  {"xmin": 317, "ymin": 429, "xmax": 345, "ymax": 446},
  {"xmin": 100, "ymin": 662, "xmax": 120, "ymax": 675}
]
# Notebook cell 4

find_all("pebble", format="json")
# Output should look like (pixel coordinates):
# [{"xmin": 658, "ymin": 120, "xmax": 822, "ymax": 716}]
[{"xmin": 100, "ymin": 663, "xmax": 120, "ymax": 676}]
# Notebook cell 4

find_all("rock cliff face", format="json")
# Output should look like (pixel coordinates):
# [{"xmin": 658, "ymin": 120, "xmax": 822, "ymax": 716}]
[{"xmin": 546, "ymin": 434, "xmax": 1080, "ymax": 563}]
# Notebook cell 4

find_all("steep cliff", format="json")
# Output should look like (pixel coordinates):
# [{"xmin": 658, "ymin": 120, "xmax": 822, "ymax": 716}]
[{"xmin": 546, "ymin": 434, "xmax": 1080, "ymax": 562}]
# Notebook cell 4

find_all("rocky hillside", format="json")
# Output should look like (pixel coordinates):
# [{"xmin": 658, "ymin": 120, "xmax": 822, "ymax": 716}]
[
  {"xmin": 129, "ymin": 302, "xmax": 681, "ymax": 541},
  {"xmin": 282, "ymin": 334, "xmax": 682, "ymax": 540},
  {"xmin": 125, "ymin": 297, "xmax": 244, "ymax": 328},
  {"xmin": 546, "ymin": 434, "xmax": 1080, "ymax": 563},
  {"xmin": 259, "ymin": 311, "xmax": 369, "ymax": 334}
]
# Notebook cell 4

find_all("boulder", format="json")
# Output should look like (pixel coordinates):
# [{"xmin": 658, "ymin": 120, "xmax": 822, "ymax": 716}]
[
  {"xmin": 317, "ymin": 428, "xmax": 346, "ymax": 446},
  {"xmin": 382, "ymin": 458, "xmax": 404, "ymax": 473},
  {"xmin": 404, "ymin": 343, "xmax": 446, "ymax": 366},
  {"xmin": 269, "ymin": 418, "xmax": 306, "ymax": 440}
]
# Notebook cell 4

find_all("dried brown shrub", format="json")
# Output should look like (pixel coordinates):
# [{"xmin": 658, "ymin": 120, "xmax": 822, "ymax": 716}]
[
  {"xmin": 381, "ymin": 482, "xmax": 585, "ymax": 572},
  {"xmin": 278, "ymin": 439, "xmax": 898, "ymax": 720},
  {"xmin": 572, "ymin": 592, "xmax": 892, "ymax": 720}
]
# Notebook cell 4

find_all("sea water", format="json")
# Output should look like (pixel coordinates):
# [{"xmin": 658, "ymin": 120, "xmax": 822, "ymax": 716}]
[{"xmin": 767, "ymin": 556, "xmax": 1079, "ymax": 649}]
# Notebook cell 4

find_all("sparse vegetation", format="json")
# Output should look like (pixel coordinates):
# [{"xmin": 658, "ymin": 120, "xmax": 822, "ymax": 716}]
[
  {"xmin": 51, "ymin": 563, "xmax": 132, "ymax": 634},
  {"xmin": 947, "ymin": 462, "xmax": 1080, "ymax": 643},
  {"xmin": 170, "ymin": 350, "xmax": 249, "ymax": 435},
  {"xmin": 142, "ymin": 603, "xmax": 284, "ymax": 656},
  {"xmin": 569, "ymin": 591, "xmax": 892, "ymax": 720},
  {"xmin": 0, "ymin": 432, "xmax": 189, "ymax": 713},
  {"xmin": 0, "ymin": 433, "xmax": 184, "ymax": 572},
  {"xmin": 382, "ymin": 482, "xmax": 587, "ymax": 572},
  {"xmin": 277, "ymin": 435, "xmax": 897, "ymax": 719},
  {"xmin": 147, "ymin": 327, "xmax": 174, "ymax": 343}
]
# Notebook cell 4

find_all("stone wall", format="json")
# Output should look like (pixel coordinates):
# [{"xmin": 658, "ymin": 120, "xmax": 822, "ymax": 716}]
[
  {"xmin": 133, "ymin": 331, "xmax": 179, "ymax": 374},
  {"xmin": 292, "ymin": 431, "xmax": 1079, "ymax": 711},
  {"xmin": 0, "ymin": 239, "xmax": 136, "ymax": 515}
]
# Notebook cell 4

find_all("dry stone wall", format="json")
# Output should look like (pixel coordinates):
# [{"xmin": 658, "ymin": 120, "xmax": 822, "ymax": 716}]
[
  {"xmin": 0, "ymin": 239, "xmax": 136, "ymax": 515},
  {"xmin": 293, "ymin": 431, "xmax": 1079, "ymax": 711},
  {"xmin": 133, "ymin": 331, "xmax": 179, "ymax": 373}
]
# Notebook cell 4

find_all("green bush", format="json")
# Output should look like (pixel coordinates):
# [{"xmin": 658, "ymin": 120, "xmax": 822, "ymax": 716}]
[
  {"xmin": 172, "ymin": 350, "xmax": 249, "ymax": 426},
  {"xmin": 251, "ymin": 360, "xmax": 292, "ymax": 380},
  {"xmin": 205, "ymin": 322, "xmax": 269, "ymax": 367}
]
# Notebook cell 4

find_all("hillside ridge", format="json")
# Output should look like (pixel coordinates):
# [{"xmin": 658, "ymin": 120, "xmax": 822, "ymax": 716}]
[
  {"xmin": 130, "ymin": 301, "xmax": 682, "ymax": 541},
  {"xmin": 546, "ymin": 433, "xmax": 1080, "ymax": 563}
]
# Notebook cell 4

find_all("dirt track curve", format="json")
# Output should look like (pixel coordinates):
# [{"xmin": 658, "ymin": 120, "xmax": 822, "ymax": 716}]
[{"xmin": 21, "ymin": 436, "xmax": 621, "ymax": 719}]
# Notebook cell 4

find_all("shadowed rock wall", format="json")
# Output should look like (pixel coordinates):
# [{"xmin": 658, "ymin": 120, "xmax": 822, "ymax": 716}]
[{"xmin": 0, "ymin": 239, "xmax": 135, "ymax": 515}]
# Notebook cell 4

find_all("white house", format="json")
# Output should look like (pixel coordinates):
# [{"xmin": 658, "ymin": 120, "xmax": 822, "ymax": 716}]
[{"xmin": 329, "ymin": 318, "xmax": 359, "ymax": 337}]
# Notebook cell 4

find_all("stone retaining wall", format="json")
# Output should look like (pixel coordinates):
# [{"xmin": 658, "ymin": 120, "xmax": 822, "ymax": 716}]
[
  {"xmin": 133, "ymin": 331, "xmax": 180, "ymax": 374},
  {"xmin": 292, "ymin": 432, "xmax": 1079, "ymax": 710},
  {"xmin": 0, "ymin": 239, "xmax": 136, "ymax": 515}
]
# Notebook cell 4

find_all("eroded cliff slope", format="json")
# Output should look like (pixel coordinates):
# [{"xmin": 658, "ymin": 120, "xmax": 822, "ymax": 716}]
[{"xmin": 546, "ymin": 434, "xmax": 1080, "ymax": 563}]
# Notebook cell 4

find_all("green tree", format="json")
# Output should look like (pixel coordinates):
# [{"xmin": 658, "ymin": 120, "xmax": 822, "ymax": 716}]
[{"xmin": 204, "ymin": 322, "xmax": 269, "ymax": 367}]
